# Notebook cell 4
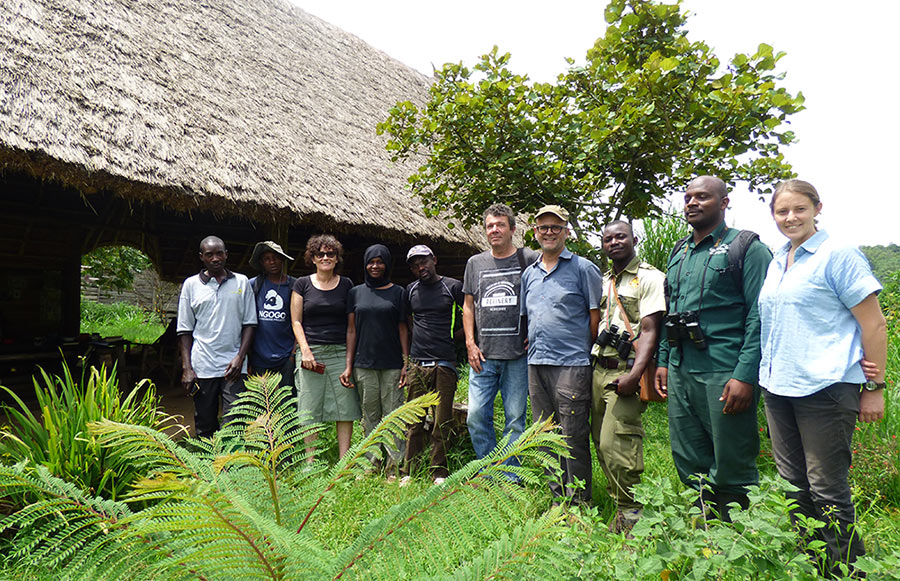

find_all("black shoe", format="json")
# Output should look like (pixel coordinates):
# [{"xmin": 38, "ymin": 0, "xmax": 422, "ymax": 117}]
[{"xmin": 713, "ymin": 492, "xmax": 749, "ymax": 523}]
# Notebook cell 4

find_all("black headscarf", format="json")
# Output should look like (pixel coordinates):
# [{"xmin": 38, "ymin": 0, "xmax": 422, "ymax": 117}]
[{"xmin": 363, "ymin": 244, "xmax": 393, "ymax": 288}]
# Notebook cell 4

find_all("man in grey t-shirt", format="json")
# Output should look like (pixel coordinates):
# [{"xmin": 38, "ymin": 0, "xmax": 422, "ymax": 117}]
[
  {"xmin": 463, "ymin": 204, "xmax": 538, "ymax": 467},
  {"xmin": 177, "ymin": 236, "xmax": 257, "ymax": 438}
]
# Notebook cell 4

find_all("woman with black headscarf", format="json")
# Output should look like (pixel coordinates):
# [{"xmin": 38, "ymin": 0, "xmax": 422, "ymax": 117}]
[{"xmin": 340, "ymin": 244, "xmax": 410, "ymax": 477}]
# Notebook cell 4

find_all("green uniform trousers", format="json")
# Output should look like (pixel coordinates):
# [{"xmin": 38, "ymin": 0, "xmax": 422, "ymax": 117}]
[
  {"xmin": 667, "ymin": 368, "xmax": 760, "ymax": 495},
  {"xmin": 591, "ymin": 364, "xmax": 647, "ymax": 510}
]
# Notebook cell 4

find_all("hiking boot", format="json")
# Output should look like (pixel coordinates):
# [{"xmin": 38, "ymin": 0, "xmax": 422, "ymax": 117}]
[
  {"xmin": 609, "ymin": 508, "xmax": 641, "ymax": 538},
  {"xmin": 714, "ymin": 492, "xmax": 749, "ymax": 523}
]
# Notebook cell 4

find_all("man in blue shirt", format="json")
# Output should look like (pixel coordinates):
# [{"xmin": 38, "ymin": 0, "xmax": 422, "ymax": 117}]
[
  {"xmin": 248, "ymin": 241, "xmax": 296, "ymax": 392},
  {"xmin": 521, "ymin": 205, "xmax": 603, "ymax": 505}
]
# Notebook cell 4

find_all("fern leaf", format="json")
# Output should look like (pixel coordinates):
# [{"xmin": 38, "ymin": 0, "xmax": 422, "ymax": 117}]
[
  {"xmin": 442, "ymin": 509, "xmax": 577, "ymax": 580},
  {"xmin": 0, "ymin": 464, "xmax": 139, "ymax": 578},
  {"xmin": 328, "ymin": 419, "xmax": 568, "ymax": 579},
  {"xmin": 328, "ymin": 392, "xmax": 438, "ymax": 481},
  {"xmin": 297, "ymin": 393, "xmax": 439, "ymax": 533},
  {"xmin": 88, "ymin": 419, "xmax": 205, "ymax": 483}
]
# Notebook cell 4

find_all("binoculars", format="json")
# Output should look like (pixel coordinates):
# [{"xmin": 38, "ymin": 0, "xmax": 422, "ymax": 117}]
[
  {"xmin": 665, "ymin": 311, "xmax": 707, "ymax": 350},
  {"xmin": 595, "ymin": 324, "xmax": 634, "ymax": 361}
]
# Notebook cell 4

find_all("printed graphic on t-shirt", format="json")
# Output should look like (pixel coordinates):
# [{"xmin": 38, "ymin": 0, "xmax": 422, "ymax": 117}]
[
  {"xmin": 264, "ymin": 289, "xmax": 284, "ymax": 311},
  {"xmin": 259, "ymin": 288, "xmax": 287, "ymax": 321},
  {"xmin": 478, "ymin": 267, "xmax": 522, "ymax": 336}
]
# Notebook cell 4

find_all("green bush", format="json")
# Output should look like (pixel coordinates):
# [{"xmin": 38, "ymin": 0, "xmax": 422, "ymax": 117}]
[
  {"xmin": 573, "ymin": 475, "xmax": 900, "ymax": 580},
  {"xmin": 0, "ymin": 362, "xmax": 180, "ymax": 500}
]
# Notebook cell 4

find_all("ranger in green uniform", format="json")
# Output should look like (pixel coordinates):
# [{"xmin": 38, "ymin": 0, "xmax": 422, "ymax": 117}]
[
  {"xmin": 656, "ymin": 176, "xmax": 773, "ymax": 520},
  {"xmin": 591, "ymin": 221, "xmax": 665, "ymax": 535}
]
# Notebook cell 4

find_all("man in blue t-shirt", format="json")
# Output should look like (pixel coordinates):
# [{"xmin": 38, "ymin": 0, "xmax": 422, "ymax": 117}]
[
  {"xmin": 248, "ymin": 241, "xmax": 296, "ymax": 391},
  {"xmin": 521, "ymin": 205, "xmax": 603, "ymax": 506}
]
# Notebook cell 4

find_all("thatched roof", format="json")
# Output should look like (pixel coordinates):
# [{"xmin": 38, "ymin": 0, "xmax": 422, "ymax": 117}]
[{"xmin": 0, "ymin": 0, "xmax": 477, "ymax": 248}]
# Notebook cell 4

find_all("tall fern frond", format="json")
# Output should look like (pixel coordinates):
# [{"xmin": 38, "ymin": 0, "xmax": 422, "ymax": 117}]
[
  {"xmin": 1, "ymin": 374, "xmax": 584, "ymax": 580},
  {"xmin": 298, "ymin": 392, "xmax": 439, "ymax": 532},
  {"xmin": 328, "ymin": 418, "xmax": 569, "ymax": 579},
  {"xmin": 218, "ymin": 373, "xmax": 325, "ymax": 471},
  {"xmin": 0, "ymin": 464, "xmax": 136, "ymax": 573},
  {"xmin": 441, "ymin": 508, "xmax": 578, "ymax": 580},
  {"xmin": 125, "ymin": 466, "xmax": 335, "ymax": 581},
  {"xmin": 88, "ymin": 419, "xmax": 210, "ymax": 503}
]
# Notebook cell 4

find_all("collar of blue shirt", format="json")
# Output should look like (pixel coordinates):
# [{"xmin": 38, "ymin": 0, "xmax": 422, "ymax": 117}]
[
  {"xmin": 533, "ymin": 248, "xmax": 574, "ymax": 273},
  {"xmin": 775, "ymin": 229, "xmax": 829, "ymax": 264}
]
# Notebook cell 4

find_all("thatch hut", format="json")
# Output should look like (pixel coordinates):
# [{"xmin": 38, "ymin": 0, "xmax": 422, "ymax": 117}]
[{"xmin": 0, "ymin": 0, "xmax": 480, "ymax": 351}]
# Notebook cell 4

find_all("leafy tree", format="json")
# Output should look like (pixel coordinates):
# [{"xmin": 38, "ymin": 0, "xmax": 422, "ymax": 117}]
[
  {"xmin": 82, "ymin": 246, "xmax": 151, "ymax": 292},
  {"xmin": 378, "ymin": 0, "xmax": 804, "ymax": 243}
]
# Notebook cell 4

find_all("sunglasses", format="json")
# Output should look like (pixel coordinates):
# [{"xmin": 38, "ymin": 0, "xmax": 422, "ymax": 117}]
[{"xmin": 315, "ymin": 251, "xmax": 337, "ymax": 259}]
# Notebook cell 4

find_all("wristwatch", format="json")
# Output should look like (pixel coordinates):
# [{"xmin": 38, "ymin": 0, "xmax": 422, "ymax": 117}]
[{"xmin": 863, "ymin": 380, "xmax": 886, "ymax": 392}]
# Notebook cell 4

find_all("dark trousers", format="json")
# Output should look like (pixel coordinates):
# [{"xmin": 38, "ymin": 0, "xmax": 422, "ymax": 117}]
[
  {"xmin": 252, "ymin": 356, "xmax": 297, "ymax": 403},
  {"xmin": 667, "ymin": 369, "xmax": 760, "ymax": 495},
  {"xmin": 193, "ymin": 376, "xmax": 246, "ymax": 438},
  {"xmin": 764, "ymin": 383, "xmax": 865, "ymax": 573},
  {"xmin": 403, "ymin": 364, "xmax": 457, "ymax": 479},
  {"xmin": 528, "ymin": 364, "xmax": 593, "ymax": 504},
  {"xmin": 251, "ymin": 356, "xmax": 296, "ymax": 389}
]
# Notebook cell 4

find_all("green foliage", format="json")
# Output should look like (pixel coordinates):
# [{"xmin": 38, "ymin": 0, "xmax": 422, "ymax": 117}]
[
  {"xmin": 579, "ymin": 476, "xmax": 822, "ymax": 579},
  {"xmin": 878, "ymin": 270, "xmax": 900, "ymax": 332},
  {"xmin": 80, "ymin": 299, "xmax": 166, "ymax": 343},
  {"xmin": 861, "ymin": 244, "xmax": 900, "ymax": 282},
  {"xmin": 638, "ymin": 211, "xmax": 691, "ymax": 271},
  {"xmin": 82, "ymin": 246, "xmax": 151, "ymax": 292},
  {"xmin": 0, "ymin": 374, "xmax": 577, "ymax": 580},
  {"xmin": 850, "ymin": 425, "xmax": 900, "ymax": 507},
  {"xmin": 0, "ymin": 362, "xmax": 178, "ymax": 500},
  {"xmin": 378, "ymin": 0, "xmax": 803, "ymax": 241}
]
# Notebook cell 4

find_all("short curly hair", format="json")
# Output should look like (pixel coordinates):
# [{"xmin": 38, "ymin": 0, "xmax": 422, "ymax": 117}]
[{"xmin": 304, "ymin": 234, "xmax": 344, "ymax": 271}]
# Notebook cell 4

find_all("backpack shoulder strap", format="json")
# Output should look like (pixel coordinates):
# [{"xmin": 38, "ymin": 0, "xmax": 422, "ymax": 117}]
[
  {"xmin": 251, "ymin": 276, "xmax": 262, "ymax": 295},
  {"xmin": 725, "ymin": 230, "xmax": 760, "ymax": 288},
  {"xmin": 664, "ymin": 235, "xmax": 692, "ymax": 304},
  {"xmin": 669, "ymin": 235, "xmax": 691, "ymax": 264}
]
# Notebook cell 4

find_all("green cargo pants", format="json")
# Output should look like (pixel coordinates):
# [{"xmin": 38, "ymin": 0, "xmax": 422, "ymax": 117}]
[
  {"xmin": 667, "ymin": 368, "xmax": 760, "ymax": 495},
  {"xmin": 591, "ymin": 364, "xmax": 647, "ymax": 510}
]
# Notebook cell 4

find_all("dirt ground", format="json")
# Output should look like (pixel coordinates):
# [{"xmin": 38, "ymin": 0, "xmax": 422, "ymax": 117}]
[{"xmin": 156, "ymin": 379, "xmax": 197, "ymax": 437}]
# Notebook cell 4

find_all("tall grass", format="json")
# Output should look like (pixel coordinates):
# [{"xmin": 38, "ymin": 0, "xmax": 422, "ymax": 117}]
[
  {"xmin": 0, "ymin": 362, "xmax": 181, "ymax": 499},
  {"xmin": 80, "ymin": 299, "xmax": 166, "ymax": 344},
  {"xmin": 637, "ymin": 211, "xmax": 691, "ymax": 271}
]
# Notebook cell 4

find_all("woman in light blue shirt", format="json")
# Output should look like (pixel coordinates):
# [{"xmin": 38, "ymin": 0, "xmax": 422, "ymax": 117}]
[{"xmin": 758, "ymin": 179, "xmax": 887, "ymax": 576}]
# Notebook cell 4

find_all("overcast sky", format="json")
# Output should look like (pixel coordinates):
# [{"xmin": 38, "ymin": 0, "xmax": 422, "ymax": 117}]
[{"xmin": 292, "ymin": 0, "xmax": 899, "ymax": 248}]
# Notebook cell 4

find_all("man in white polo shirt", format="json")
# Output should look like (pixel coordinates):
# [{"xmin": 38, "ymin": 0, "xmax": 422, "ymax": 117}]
[{"xmin": 177, "ymin": 236, "xmax": 257, "ymax": 437}]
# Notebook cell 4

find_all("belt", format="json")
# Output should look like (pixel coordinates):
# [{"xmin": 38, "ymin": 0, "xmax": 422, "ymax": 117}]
[{"xmin": 595, "ymin": 356, "xmax": 634, "ymax": 370}]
